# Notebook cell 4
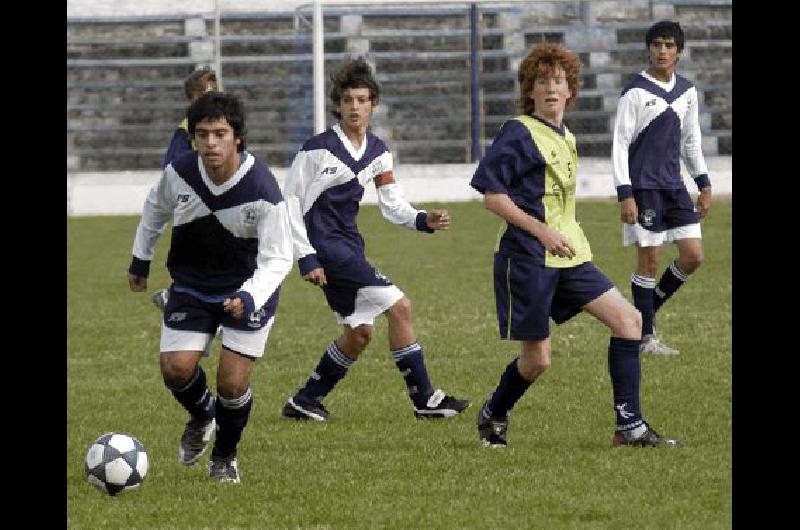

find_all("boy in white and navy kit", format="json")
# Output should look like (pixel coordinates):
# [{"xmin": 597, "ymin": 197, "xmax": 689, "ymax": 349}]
[
  {"xmin": 280, "ymin": 58, "xmax": 469, "ymax": 421},
  {"xmin": 612, "ymin": 20, "xmax": 712, "ymax": 355},
  {"xmin": 128, "ymin": 92, "xmax": 293, "ymax": 483}
]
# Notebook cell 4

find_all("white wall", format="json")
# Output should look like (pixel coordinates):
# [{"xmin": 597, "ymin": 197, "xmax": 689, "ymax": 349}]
[{"xmin": 66, "ymin": 157, "xmax": 731, "ymax": 216}]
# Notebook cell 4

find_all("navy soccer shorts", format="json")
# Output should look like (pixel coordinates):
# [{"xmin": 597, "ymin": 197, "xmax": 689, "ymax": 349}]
[
  {"xmin": 160, "ymin": 286, "xmax": 279, "ymax": 358},
  {"xmin": 624, "ymin": 188, "xmax": 702, "ymax": 247},
  {"xmin": 321, "ymin": 255, "xmax": 404, "ymax": 327},
  {"xmin": 493, "ymin": 253, "xmax": 614, "ymax": 341}
]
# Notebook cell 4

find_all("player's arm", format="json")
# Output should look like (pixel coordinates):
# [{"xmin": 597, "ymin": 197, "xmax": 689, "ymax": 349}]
[
  {"xmin": 127, "ymin": 168, "xmax": 178, "ymax": 292},
  {"xmin": 680, "ymin": 87, "xmax": 712, "ymax": 219},
  {"xmin": 284, "ymin": 150, "xmax": 326, "ymax": 286},
  {"xmin": 483, "ymin": 191, "xmax": 574, "ymax": 259},
  {"xmin": 374, "ymin": 169, "xmax": 442, "ymax": 233},
  {"xmin": 226, "ymin": 195, "xmax": 294, "ymax": 319},
  {"xmin": 612, "ymin": 92, "xmax": 639, "ymax": 224}
]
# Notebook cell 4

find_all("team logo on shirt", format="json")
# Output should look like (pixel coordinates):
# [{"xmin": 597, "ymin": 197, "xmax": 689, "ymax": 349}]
[
  {"xmin": 177, "ymin": 194, "xmax": 191, "ymax": 203},
  {"xmin": 374, "ymin": 269, "xmax": 390, "ymax": 282},
  {"xmin": 370, "ymin": 160, "xmax": 384, "ymax": 175},
  {"xmin": 645, "ymin": 98, "xmax": 657, "ymax": 107},
  {"xmin": 640, "ymin": 209, "xmax": 656, "ymax": 227},
  {"xmin": 241, "ymin": 204, "xmax": 258, "ymax": 225},
  {"xmin": 321, "ymin": 166, "xmax": 338, "ymax": 175}
]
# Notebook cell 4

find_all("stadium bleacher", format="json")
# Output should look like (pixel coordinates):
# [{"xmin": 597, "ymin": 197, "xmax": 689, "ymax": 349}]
[{"xmin": 66, "ymin": 0, "xmax": 731, "ymax": 172}]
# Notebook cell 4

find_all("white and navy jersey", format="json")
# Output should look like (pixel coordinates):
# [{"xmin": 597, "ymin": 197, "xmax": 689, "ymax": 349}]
[
  {"xmin": 284, "ymin": 124, "xmax": 432, "ymax": 275},
  {"xmin": 612, "ymin": 70, "xmax": 710, "ymax": 200},
  {"xmin": 129, "ymin": 150, "xmax": 294, "ymax": 316}
]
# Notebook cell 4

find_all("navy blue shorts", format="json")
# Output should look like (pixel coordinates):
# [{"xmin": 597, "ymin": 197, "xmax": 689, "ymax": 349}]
[
  {"xmin": 634, "ymin": 188, "xmax": 699, "ymax": 232},
  {"xmin": 163, "ymin": 286, "xmax": 279, "ymax": 333},
  {"xmin": 321, "ymin": 255, "xmax": 397, "ymax": 320},
  {"xmin": 493, "ymin": 253, "xmax": 614, "ymax": 341}
]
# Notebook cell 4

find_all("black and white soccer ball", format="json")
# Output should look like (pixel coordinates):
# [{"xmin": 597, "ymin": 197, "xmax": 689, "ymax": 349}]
[{"xmin": 84, "ymin": 432, "xmax": 148, "ymax": 496}]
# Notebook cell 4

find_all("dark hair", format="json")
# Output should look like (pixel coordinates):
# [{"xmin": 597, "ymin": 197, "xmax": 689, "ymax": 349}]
[
  {"xmin": 646, "ymin": 20, "xmax": 685, "ymax": 52},
  {"xmin": 329, "ymin": 57, "xmax": 380, "ymax": 119},
  {"xmin": 187, "ymin": 91, "xmax": 247, "ymax": 152},
  {"xmin": 184, "ymin": 66, "xmax": 218, "ymax": 101},
  {"xmin": 518, "ymin": 43, "xmax": 581, "ymax": 116}
]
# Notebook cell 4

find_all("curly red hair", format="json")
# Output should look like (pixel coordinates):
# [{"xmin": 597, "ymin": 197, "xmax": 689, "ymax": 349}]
[{"xmin": 518, "ymin": 43, "xmax": 581, "ymax": 116}]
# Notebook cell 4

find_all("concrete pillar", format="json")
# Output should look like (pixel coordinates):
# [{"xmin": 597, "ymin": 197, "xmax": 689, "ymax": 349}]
[
  {"xmin": 497, "ymin": 12, "xmax": 524, "ymax": 83},
  {"xmin": 185, "ymin": 16, "xmax": 213, "ymax": 64},
  {"xmin": 651, "ymin": 2, "xmax": 676, "ymax": 20}
]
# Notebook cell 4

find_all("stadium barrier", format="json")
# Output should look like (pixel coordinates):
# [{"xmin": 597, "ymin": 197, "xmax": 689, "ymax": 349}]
[{"xmin": 67, "ymin": 156, "xmax": 731, "ymax": 216}]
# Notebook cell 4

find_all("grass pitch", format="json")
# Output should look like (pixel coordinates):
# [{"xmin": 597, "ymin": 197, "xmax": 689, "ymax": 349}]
[{"xmin": 67, "ymin": 199, "xmax": 731, "ymax": 528}]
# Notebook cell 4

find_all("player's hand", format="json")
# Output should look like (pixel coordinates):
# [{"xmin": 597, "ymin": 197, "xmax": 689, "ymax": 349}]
[
  {"xmin": 539, "ymin": 226, "xmax": 575, "ymax": 259},
  {"xmin": 697, "ymin": 188, "xmax": 712, "ymax": 219},
  {"xmin": 128, "ymin": 273, "xmax": 147, "ymax": 292},
  {"xmin": 223, "ymin": 297, "xmax": 245, "ymax": 319},
  {"xmin": 303, "ymin": 267, "xmax": 327, "ymax": 287},
  {"xmin": 620, "ymin": 197, "xmax": 638, "ymax": 224},
  {"xmin": 426, "ymin": 209, "xmax": 450, "ymax": 230}
]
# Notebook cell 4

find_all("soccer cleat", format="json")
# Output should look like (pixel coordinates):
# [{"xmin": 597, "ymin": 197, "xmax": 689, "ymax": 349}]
[
  {"xmin": 477, "ymin": 400, "xmax": 509, "ymax": 448},
  {"xmin": 612, "ymin": 423, "xmax": 684, "ymax": 448},
  {"xmin": 281, "ymin": 396, "xmax": 330, "ymax": 421},
  {"xmin": 208, "ymin": 454, "xmax": 240, "ymax": 483},
  {"xmin": 178, "ymin": 417, "xmax": 216, "ymax": 465},
  {"xmin": 640, "ymin": 335, "xmax": 679, "ymax": 355},
  {"xmin": 413, "ymin": 389, "xmax": 471, "ymax": 419},
  {"xmin": 151, "ymin": 288, "xmax": 169, "ymax": 312}
]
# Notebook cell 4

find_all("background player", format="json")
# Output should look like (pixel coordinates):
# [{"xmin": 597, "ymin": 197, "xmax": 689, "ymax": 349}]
[
  {"xmin": 470, "ymin": 43, "xmax": 683, "ymax": 448},
  {"xmin": 612, "ymin": 20, "xmax": 712, "ymax": 355},
  {"xmin": 127, "ymin": 92, "xmax": 293, "ymax": 483},
  {"xmin": 280, "ymin": 58, "xmax": 470, "ymax": 422}
]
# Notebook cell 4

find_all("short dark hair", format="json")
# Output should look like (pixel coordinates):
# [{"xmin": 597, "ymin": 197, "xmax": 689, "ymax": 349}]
[
  {"xmin": 646, "ymin": 20, "xmax": 685, "ymax": 52},
  {"xmin": 184, "ymin": 66, "xmax": 218, "ymax": 101},
  {"xmin": 187, "ymin": 91, "xmax": 247, "ymax": 152},
  {"xmin": 329, "ymin": 57, "xmax": 380, "ymax": 120}
]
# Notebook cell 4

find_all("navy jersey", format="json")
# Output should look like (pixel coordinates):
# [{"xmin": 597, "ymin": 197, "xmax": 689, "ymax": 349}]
[
  {"xmin": 612, "ymin": 71, "xmax": 709, "ymax": 200},
  {"xmin": 130, "ymin": 150, "xmax": 293, "ymax": 316},
  {"xmin": 284, "ymin": 124, "xmax": 432, "ymax": 276},
  {"xmin": 163, "ymin": 117, "xmax": 193, "ymax": 169},
  {"xmin": 471, "ymin": 116, "xmax": 592, "ymax": 267}
]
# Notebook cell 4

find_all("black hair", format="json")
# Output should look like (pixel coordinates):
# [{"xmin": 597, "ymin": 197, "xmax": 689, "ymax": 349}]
[
  {"xmin": 646, "ymin": 20, "xmax": 685, "ymax": 52},
  {"xmin": 329, "ymin": 57, "xmax": 380, "ymax": 119},
  {"xmin": 187, "ymin": 91, "xmax": 247, "ymax": 152}
]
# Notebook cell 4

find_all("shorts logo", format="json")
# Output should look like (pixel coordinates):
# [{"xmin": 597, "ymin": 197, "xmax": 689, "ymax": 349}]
[
  {"xmin": 321, "ymin": 166, "xmax": 338, "ymax": 175},
  {"xmin": 640, "ymin": 209, "xmax": 656, "ymax": 227},
  {"xmin": 168, "ymin": 312, "xmax": 187, "ymax": 322},
  {"xmin": 247, "ymin": 307, "xmax": 266, "ymax": 328}
]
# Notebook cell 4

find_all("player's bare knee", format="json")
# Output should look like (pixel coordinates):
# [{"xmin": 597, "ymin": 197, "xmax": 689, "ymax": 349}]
[
  {"xmin": 679, "ymin": 252, "xmax": 703, "ymax": 274},
  {"xmin": 217, "ymin": 379, "xmax": 249, "ymax": 401},
  {"xmin": 617, "ymin": 306, "xmax": 642, "ymax": 340},
  {"xmin": 388, "ymin": 297, "xmax": 413, "ymax": 323},
  {"xmin": 160, "ymin": 356, "xmax": 195, "ymax": 389},
  {"xmin": 342, "ymin": 326, "xmax": 372, "ymax": 354}
]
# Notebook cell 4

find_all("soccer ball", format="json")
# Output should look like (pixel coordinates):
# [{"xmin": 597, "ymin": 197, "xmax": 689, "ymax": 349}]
[{"xmin": 84, "ymin": 432, "xmax": 148, "ymax": 496}]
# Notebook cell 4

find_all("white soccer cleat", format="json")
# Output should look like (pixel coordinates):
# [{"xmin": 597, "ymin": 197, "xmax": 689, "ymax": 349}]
[{"xmin": 640, "ymin": 335, "xmax": 679, "ymax": 355}]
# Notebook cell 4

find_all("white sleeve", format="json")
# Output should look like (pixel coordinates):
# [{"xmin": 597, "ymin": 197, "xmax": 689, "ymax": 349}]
[
  {"xmin": 611, "ymin": 91, "xmax": 638, "ymax": 191},
  {"xmin": 131, "ymin": 167, "xmax": 177, "ymax": 262},
  {"xmin": 376, "ymin": 181, "xmax": 424, "ymax": 230},
  {"xmin": 237, "ymin": 200, "xmax": 294, "ymax": 310},
  {"xmin": 283, "ymin": 151, "xmax": 318, "ymax": 262},
  {"xmin": 680, "ymin": 87, "xmax": 709, "ymax": 178}
]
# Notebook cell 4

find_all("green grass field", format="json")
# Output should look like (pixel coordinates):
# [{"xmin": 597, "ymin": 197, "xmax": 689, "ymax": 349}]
[{"xmin": 67, "ymin": 198, "xmax": 731, "ymax": 528}]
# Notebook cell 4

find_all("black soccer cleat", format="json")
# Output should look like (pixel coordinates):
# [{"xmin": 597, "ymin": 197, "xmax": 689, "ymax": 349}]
[
  {"xmin": 477, "ymin": 399, "xmax": 509, "ymax": 448},
  {"xmin": 179, "ymin": 417, "xmax": 216, "ymax": 465},
  {"xmin": 208, "ymin": 454, "xmax": 240, "ymax": 484},
  {"xmin": 281, "ymin": 396, "xmax": 330, "ymax": 421},
  {"xmin": 612, "ymin": 423, "xmax": 684, "ymax": 448},
  {"xmin": 413, "ymin": 389, "xmax": 471, "ymax": 419}
]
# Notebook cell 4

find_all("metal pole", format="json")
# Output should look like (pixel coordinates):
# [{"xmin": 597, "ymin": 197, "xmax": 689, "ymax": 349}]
[
  {"xmin": 313, "ymin": 0, "xmax": 325, "ymax": 133},
  {"xmin": 215, "ymin": 0, "xmax": 223, "ymax": 90},
  {"xmin": 469, "ymin": 3, "xmax": 481, "ymax": 162}
]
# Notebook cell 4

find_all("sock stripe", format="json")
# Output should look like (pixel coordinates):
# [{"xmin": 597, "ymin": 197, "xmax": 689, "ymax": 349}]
[
  {"xmin": 631, "ymin": 274, "xmax": 656, "ymax": 288},
  {"xmin": 218, "ymin": 386, "xmax": 253, "ymax": 409},
  {"xmin": 669, "ymin": 261, "xmax": 689, "ymax": 282},
  {"xmin": 326, "ymin": 342, "xmax": 354, "ymax": 368},
  {"xmin": 390, "ymin": 342, "xmax": 421, "ymax": 360}
]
